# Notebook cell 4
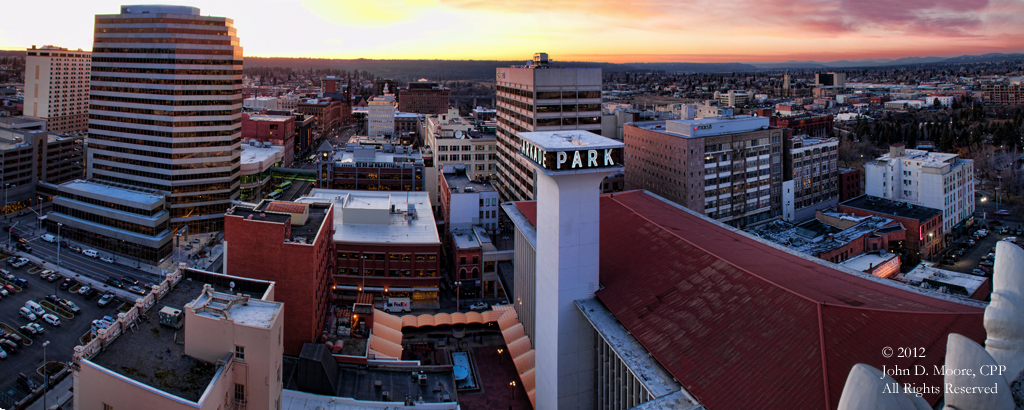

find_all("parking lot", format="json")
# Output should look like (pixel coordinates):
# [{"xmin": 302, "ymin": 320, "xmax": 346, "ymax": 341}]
[
  {"xmin": 934, "ymin": 221, "xmax": 1023, "ymax": 283},
  {"xmin": 0, "ymin": 249, "xmax": 129, "ymax": 404}
]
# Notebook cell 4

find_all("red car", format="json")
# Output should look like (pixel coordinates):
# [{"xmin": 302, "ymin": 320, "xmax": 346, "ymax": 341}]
[{"xmin": 3, "ymin": 284, "xmax": 14, "ymax": 294}]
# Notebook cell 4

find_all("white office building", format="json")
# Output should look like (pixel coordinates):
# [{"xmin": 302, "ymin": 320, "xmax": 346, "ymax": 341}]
[
  {"xmin": 367, "ymin": 87, "xmax": 396, "ymax": 137},
  {"xmin": 865, "ymin": 144, "xmax": 974, "ymax": 236}
]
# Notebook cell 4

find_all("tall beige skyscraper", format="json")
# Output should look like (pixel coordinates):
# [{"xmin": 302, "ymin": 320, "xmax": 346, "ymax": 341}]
[
  {"xmin": 87, "ymin": 4, "xmax": 243, "ymax": 232},
  {"xmin": 495, "ymin": 53, "xmax": 603, "ymax": 201},
  {"xmin": 24, "ymin": 45, "xmax": 91, "ymax": 134}
]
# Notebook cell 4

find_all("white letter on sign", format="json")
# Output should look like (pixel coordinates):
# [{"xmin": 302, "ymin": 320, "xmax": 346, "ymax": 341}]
[
  {"xmin": 604, "ymin": 149, "xmax": 615, "ymax": 166},
  {"xmin": 588, "ymin": 150, "xmax": 598, "ymax": 167},
  {"xmin": 557, "ymin": 151, "xmax": 567, "ymax": 169},
  {"xmin": 572, "ymin": 151, "xmax": 583, "ymax": 168}
]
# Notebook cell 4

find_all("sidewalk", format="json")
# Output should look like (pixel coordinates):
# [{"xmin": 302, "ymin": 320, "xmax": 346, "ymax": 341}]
[{"xmin": 23, "ymin": 375, "xmax": 73, "ymax": 410}]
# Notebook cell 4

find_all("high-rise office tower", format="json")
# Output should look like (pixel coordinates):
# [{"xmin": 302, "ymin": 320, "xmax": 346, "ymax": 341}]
[
  {"xmin": 88, "ymin": 5, "xmax": 243, "ymax": 232},
  {"xmin": 24, "ymin": 45, "xmax": 91, "ymax": 134},
  {"xmin": 495, "ymin": 53, "xmax": 603, "ymax": 202}
]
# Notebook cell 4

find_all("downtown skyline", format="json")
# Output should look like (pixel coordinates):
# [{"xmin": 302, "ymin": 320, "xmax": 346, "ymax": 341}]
[{"xmin": 1, "ymin": 0, "xmax": 1023, "ymax": 63}]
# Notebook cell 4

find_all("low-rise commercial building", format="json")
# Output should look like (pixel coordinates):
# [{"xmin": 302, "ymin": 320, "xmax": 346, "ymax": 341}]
[
  {"xmin": 0, "ymin": 127, "xmax": 85, "ymax": 212},
  {"xmin": 769, "ymin": 113, "xmax": 833, "ymax": 139},
  {"xmin": 241, "ymin": 113, "xmax": 294, "ymax": 166},
  {"xmin": 437, "ymin": 171, "xmax": 509, "ymax": 297},
  {"xmin": 839, "ymin": 167, "xmax": 862, "ymax": 202},
  {"xmin": 838, "ymin": 195, "xmax": 944, "ymax": 265},
  {"xmin": 296, "ymin": 189, "xmax": 442, "ymax": 305},
  {"xmin": 316, "ymin": 144, "xmax": 424, "ymax": 192},
  {"xmin": 239, "ymin": 143, "xmax": 283, "ymax": 202},
  {"xmin": 47, "ymin": 179, "xmax": 171, "ymax": 262},
  {"xmin": 397, "ymin": 81, "xmax": 449, "ymax": 115},
  {"xmin": 225, "ymin": 200, "xmax": 335, "ymax": 355}
]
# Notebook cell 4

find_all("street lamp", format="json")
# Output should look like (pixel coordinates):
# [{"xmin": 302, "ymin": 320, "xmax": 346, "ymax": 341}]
[
  {"xmin": 997, "ymin": 176, "xmax": 1002, "ymax": 212},
  {"xmin": 455, "ymin": 281, "xmax": 462, "ymax": 311},
  {"xmin": 497, "ymin": 348, "xmax": 504, "ymax": 364},
  {"xmin": 42, "ymin": 340, "xmax": 50, "ymax": 410},
  {"xmin": 510, "ymin": 381, "xmax": 516, "ymax": 400}
]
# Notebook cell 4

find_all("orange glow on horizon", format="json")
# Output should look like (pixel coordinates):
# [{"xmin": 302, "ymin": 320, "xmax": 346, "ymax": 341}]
[{"xmin": 0, "ymin": 0, "xmax": 1021, "ymax": 64}]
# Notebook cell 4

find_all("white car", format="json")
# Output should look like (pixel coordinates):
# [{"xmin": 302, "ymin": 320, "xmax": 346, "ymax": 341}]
[
  {"xmin": 78, "ymin": 285, "xmax": 91, "ymax": 295},
  {"xmin": 42, "ymin": 313, "xmax": 61, "ymax": 327},
  {"xmin": 468, "ymin": 302, "xmax": 489, "ymax": 311},
  {"xmin": 11, "ymin": 258, "xmax": 29, "ymax": 268},
  {"xmin": 100, "ymin": 256, "xmax": 115, "ymax": 264},
  {"xmin": 19, "ymin": 307, "xmax": 37, "ymax": 321}
]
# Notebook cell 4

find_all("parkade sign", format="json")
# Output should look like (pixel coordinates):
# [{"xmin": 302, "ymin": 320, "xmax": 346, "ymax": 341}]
[{"xmin": 520, "ymin": 139, "xmax": 623, "ymax": 171}]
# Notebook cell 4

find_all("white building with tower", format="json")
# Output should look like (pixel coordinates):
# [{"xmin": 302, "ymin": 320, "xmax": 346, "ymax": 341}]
[
  {"xmin": 864, "ymin": 144, "xmax": 974, "ymax": 236},
  {"xmin": 368, "ymin": 86, "xmax": 396, "ymax": 137}
]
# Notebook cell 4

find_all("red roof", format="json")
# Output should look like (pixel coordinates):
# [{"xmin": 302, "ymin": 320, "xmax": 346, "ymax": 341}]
[
  {"xmin": 514, "ymin": 191, "xmax": 984, "ymax": 409},
  {"xmin": 265, "ymin": 202, "xmax": 307, "ymax": 214}
]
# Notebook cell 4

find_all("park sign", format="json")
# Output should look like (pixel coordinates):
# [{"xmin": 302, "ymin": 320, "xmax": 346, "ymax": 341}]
[{"xmin": 518, "ymin": 130, "xmax": 624, "ymax": 172}]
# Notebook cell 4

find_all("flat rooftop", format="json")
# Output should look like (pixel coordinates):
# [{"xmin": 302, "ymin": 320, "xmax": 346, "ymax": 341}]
[
  {"xmin": 230, "ymin": 201, "xmax": 331, "ymax": 244},
  {"xmin": 840, "ymin": 251, "xmax": 899, "ymax": 272},
  {"xmin": 297, "ymin": 189, "xmax": 439, "ymax": 245},
  {"xmin": 246, "ymin": 114, "xmax": 290, "ymax": 122},
  {"xmin": 840, "ymin": 195, "xmax": 943, "ymax": 222},
  {"xmin": 61, "ymin": 179, "xmax": 165, "ymax": 207},
  {"xmin": 281, "ymin": 363, "xmax": 459, "ymax": 407},
  {"xmin": 442, "ymin": 172, "xmax": 496, "ymax": 193},
  {"xmin": 0, "ymin": 116, "xmax": 44, "ymax": 127},
  {"xmin": 748, "ymin": 216, "xmax": 900, "ymax": 256},
  {"xmin": 241, "ymin": 143, "xmax": 282, "ymax": 165},
  {"xmin": 192, "ymin": 289, "xmax": 282, "ymax": 329},
  {"xmin": 516, "ymin": 130, "xmax": 622, "ymax": 151},
  {"xmin": 88, "ymin": 278, "xmax": 219, "ymax": 402},
  {"xmin": 904, "ymin": 263, "xmax": 987, "ymax": 297},
  {"xmin": 632, "ymin": 115, "xmax": 771, "ymax": 138}
]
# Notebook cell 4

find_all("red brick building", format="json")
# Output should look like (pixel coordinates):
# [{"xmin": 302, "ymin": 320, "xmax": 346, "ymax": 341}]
[
  {"xmin": 839, "ymin": 167, "xmax": 862, "ymax": 202},
  {"xmin": 397, "ymin": 81, "xmax": 449, "ymax": 115},
  {"xmin": 242, "ymin": 113, "xmax": 295, "ymax": 166},
  {"xmin": 838, "ymin": 195, "xmax": 943, "ymax": 266},
  {"xmin": 224, "ymin": 200, "xmax": 335, "ymax": 355},
  {"xmin": 297, "ymin": 97, "xmax": 342, "ymax": 134},
  {"xmin": 301, "ymin": 189, "xmax": 442, "ymax": 305},
  {"xmin": 770, "ymin": 113, "xmax": 834, "ymax": 139},
  {"xmin": 982, "ymin": 83, "xmax": 1024, "ymax": 105}
]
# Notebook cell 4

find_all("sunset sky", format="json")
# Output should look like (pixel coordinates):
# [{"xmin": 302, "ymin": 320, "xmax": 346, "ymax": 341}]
[{"xmin": 2, "ymin": 0, "xmax": 1023, "ymax": 63}]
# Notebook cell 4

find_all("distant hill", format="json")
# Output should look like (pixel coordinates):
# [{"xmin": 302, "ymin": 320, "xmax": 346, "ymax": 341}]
[
  {"xmin": 940, "ymin": 53, "xmax": 1024, "ymax": 63},
  {"xmin": 242, "ymin": 57, "xmax": 756, "ymax": 81},
  {"xmin": 749, "ymin": 53, "xmax": 1024, "ymax": 69}
]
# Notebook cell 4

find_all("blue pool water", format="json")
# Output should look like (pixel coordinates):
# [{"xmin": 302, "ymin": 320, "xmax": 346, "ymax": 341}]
[{"xmin": 450, "ymin": 351, "xmax": 478, "ymax": 390}]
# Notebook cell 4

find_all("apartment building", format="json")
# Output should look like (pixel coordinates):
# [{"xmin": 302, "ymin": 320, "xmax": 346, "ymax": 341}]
[
  {"xmin": 624, "ymin": 116, "xmax": 785, "ymax": 228},
  {"xmin": 495, "ymin": 53, "xmax": 603, "ymax": 201},
  {"xmin": 420, "ymin": 109, "xmax": 498, "ymax": 206},
  {"xmin": 24, "ymin": 45, "xmax": 91, "ymax": 134},
  {"xmin": 865, "ymin": 144, "xmax": 974, "ymax": 237},
  {"xmin": 397, "ymin": 81, "xmax": 449, "ymax": 114},
  {"xmin": 0, "ymin": 127, "xmax": 85, "ymax": 212},
  {"xmin": 367, "ymin": 88, "xmax": 396, "ymax": 137}
]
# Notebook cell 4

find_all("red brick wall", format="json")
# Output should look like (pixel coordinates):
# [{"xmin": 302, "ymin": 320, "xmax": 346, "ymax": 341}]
[
  {"xmin": 241, "ymin": 113, "xmax": 296, "ymax": 166},
  {"xmin": 837, "ymin": 205, "xmax": 943, "ymax": 264},
  {"xmin": 334, "ymin": 243, "xmax": 441, "ymax": 294},
  {"xmin": 224, "ymin": 208, "xmax": 335, "ymax": 355},
  {"xmin": 839, "ymin": 169, "xmax": 861, "ymax": 202}
]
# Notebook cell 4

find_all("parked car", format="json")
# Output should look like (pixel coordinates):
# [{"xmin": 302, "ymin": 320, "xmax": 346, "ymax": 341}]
[
  {"xmin": 1, "ymin": 269, "xmax": 13, "ymax": 280},
  {"xmin": 19, "ymin": 307, "xmax": 37, "ymax": 321},
  {"xmin": 1, "ymin": 330, "xmax": 23, "ymax": 344},
  {"xmin": 82, "ymin": 249, "xmax": 99, "ymax": 258},
  {"xmin": 100, "ymin": 256, "xmax": 115, "ymax": 264},
  {"xmin": 121, "ymin": 276, "xmax": 139, "ymax": 286},
  {"xmin": 980, "ymin": 260, "xmax": 995, "ymax": 267},
  {"xmin": 60, "ymin": 278, "xmax": 76, "ymax": 290},
  {"xmin": 16, "ymin": 373, "xmax": 37, "ymax": 391},
  {"xmin": 469, "ymin": 302, "xmax": 489, "ymax": 311},
  {"xmin": 41, "ymin": 313, "xmax": 60, "ymax": 327},
  {"xmin": 12, "ymin": 278, "xmax": 27, "ymax": 288},
  {"xmin": 77, "ymin": 285, "xmax": 91, "ymax": 295},
  {"xmin": 0, "ymin": 339, "xmax": 17, "ymax": 353},
  {"xmin": 44, "ymin": 294, "xmax": 60, "ymax": 304},
  {"xmin": 0, "ymin": 287, "xmax": 7, "ymax": 297},
  {"xmin": 41, "ymin": 234, "xmax": 56, "ymax": 243},
  {"xmin": 58, "ymin": 299, "xmax": 80, "ymax": 314},
  {"xmin": 38, "ymin": 269, "xmax": 54, "ymax": 277},
  {"xmin": 25, "ymin": 322, "xmax": 43, "ymax": 335},
  {"xmin": 971, "ymin": 269, "xmax": 987, "ymax": 276},
  {"xmin": 10, "ymin": 257, "xmax": 29, "ymax": 268},
  {"xmin": 127, "ymin": 285, "xmax": 146, "ymax": 295},
  {"xmin": 15, "ymin": 243, "xmax": 31, "ymax": 253},
  {"xmin": 68, "ymin": 245, "xmax": 82, "ymax": 253},
  {"xmin": 97, "ymin": 293, "xmax": 115, "ymax": 307},
  {"xmin": 0, "ymin": 346, "xmax": 6, "ymax": 359},
  {"xmin": 4, "ymin": 284, "xmax": 16, "ymax": 294},
  {"xmin": 44, "ymin": 272, "xmax": 60, "ymax": 282},
  {"xmin": 92, "ymin": 319, "xmax": 112, "ymax": 330},
  {"xmin": 105, "ymin": 278, "xmax": 123, "ymax": 288}
]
